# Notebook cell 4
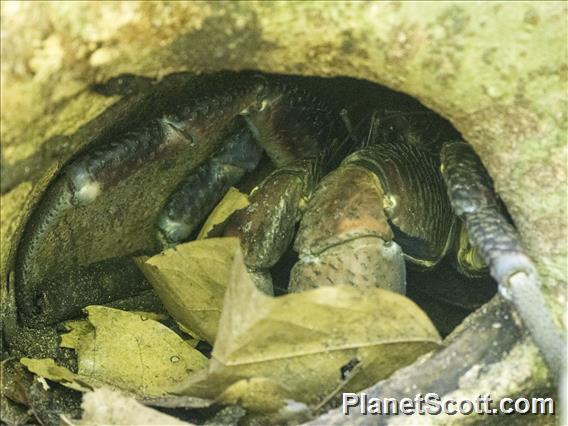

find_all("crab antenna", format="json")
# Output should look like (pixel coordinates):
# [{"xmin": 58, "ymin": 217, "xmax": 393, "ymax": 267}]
[
  {"xmin": 364, "ymin": 110, "xmax": 381, "ymax": 147},
  {"xmin": 441, "ymin": 141, "xmax": 566, "ymax": 380}
]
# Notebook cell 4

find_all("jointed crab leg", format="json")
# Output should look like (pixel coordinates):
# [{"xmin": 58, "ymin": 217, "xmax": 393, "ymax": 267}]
[
  {"xmin": 224, "ymin": 159, "xmax": 316, "ymax": 271},
  {"xmin": 441, "ymin": 141, "xmax": 565, "ymax": 377},
  {"xmin": 158, "ymin": 124, "xmax": 262, "ymax": 246},
  {"xmin": 219, "ymin": 80, "xmax": 351, "ymax": 284},
  {"xmin": 241, "ymin": 80, "xmax": 341, "ymax": 167},
  {"xmin": 16, "ymin": 79, "xmax": 265, "ymax": 325}
]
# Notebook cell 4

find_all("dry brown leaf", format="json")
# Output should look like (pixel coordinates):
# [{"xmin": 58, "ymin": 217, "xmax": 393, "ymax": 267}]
[{"xmin": 181, "ymin": 246, "xmax": 441, "ymax": 409}]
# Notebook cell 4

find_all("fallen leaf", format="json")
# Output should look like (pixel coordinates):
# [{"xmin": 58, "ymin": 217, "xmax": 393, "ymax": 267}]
[
  {"xmin": 170, "ymin": 323, "xmax": 200, "ymax": 348},
  {"xmin": 20, "ymin": 358, "xmax": 94, "ymax": 393},
  {"xmin": 74, "ymin": 388, "xmax": 193, "ymax": 425},
  {"xmin": 138, "ymin": 238, "xmax": 241, "ymax": 344},
  {"xmin": 23, "ymin": 306, "xmax": 208, "ymax": 398},
  {"xmin": 181, "ymin": 247, "xmax": 441, "ymax": 408},
  {"xmin": 60, "ymin": 319, "xmax": 94, "ymax": 349},
  {"xmin": 215, "ymin": 377, "xmax": 292, "ymax": 413}
]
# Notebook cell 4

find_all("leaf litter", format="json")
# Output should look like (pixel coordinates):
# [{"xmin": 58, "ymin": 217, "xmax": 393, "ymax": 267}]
[
  {"xmin": 22, "ymin": 195, "xmax": 442, "ymax": 413},
  {"xmin": 141, "ymin": 238, "xmax": 442, "ymax": 411}
]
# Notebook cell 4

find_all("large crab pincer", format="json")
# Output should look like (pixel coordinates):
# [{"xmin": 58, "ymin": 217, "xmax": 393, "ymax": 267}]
[{"xmin": 15, "ymin": 77, "xmax": 266, "ymax": 325}]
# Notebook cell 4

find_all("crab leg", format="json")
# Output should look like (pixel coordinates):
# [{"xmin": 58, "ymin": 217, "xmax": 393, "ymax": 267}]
[
  {"xmin": 441, "ymin": 141, "xmax": 565, "ymax": 377},
  {"xmin": 219, "ymin": 160, "xmax": 315, "ymax": 295},
  {"xmin": 241, "ymin": 80, "xmax": 342, "ymax": 167},
  {"xmin": 16, "ymin": 79, "xmax": 264, "ymax": 325},
  {"xmin": 218, "ymin": 80, "xmax": 351, "ymax": 286},
  {"xmin": 158, "ymin": 124, "xmax": 262, "ymax": 246},
  {"xmin": 223, "ymin": 159, "xmax": 315, "ymax": 271}
]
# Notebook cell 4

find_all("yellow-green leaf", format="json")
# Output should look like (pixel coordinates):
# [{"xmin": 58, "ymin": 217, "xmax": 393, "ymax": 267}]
[
  {"xmin": 78, "ymin": 306, "xmax": 207, "ymax": 396},
  {"xmin": 76, "ymin": 388, "xmax": 193, "ymax": 425},
  {"xmin": 20, "ymin": 358, "xmax": 95, "ymax": 393},
  {"xmin": 23, "ymin": 306, "xmax": 208, "ymax": 398},
  {"xmin": 175, "ymin": 322, "xmax": 202, "ymax": 348},
  {"xmin": 60, "ymin": 318, "xmax": 95, "ymax": 349},
  {"xmin": 138, "ymin": 238, "xmax": 241, "ymax": 344},
  {"xmin": 182, "ymin": 248, "xmax": 441, "ymax": 408},
  {"xmin": 215, "ymin": 377, "xmax": 292, "ymax": 413}
]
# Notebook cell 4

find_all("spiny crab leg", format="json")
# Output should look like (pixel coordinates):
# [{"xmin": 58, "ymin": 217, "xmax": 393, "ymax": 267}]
[{"xmin": 441, "ymin": 141, "xmax": 565, "ymax": 377}]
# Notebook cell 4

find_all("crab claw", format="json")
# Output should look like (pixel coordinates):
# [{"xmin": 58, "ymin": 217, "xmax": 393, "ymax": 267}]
[
  {"xmin": 15, "ymin": 79, "xmax": 264, "ymax": 326},
  {"xmin": 289, "ymin": 163, "xmax": 406, "ymax": 294}
]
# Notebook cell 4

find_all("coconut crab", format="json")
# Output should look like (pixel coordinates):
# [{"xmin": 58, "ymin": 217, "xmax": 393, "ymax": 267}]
[{"xmin": 3, "ymin": 72, "xmax": 562, "ymax": 387}]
